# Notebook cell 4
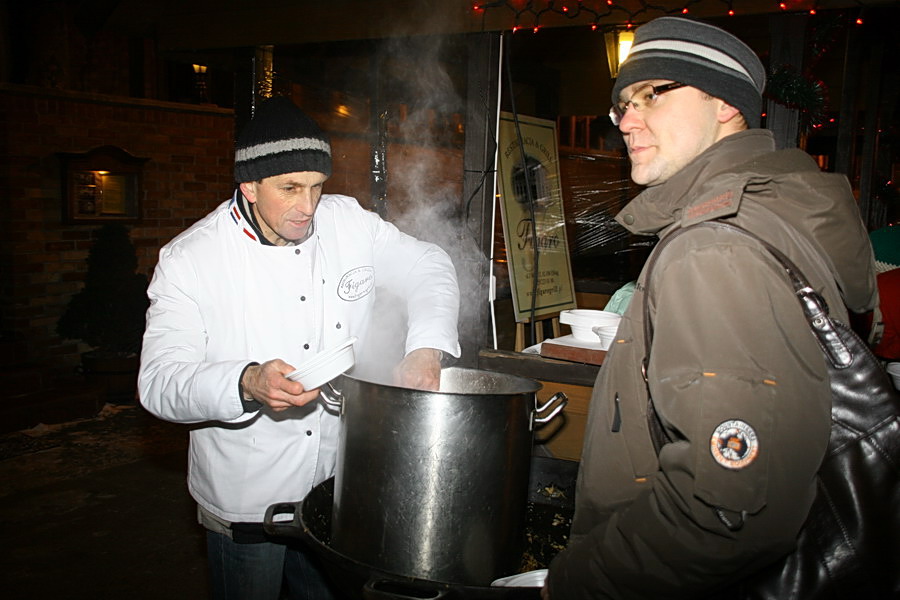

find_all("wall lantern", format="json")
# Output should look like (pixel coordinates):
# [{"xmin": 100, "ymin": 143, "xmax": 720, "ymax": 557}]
[
  {"xmin": 604, "ymin": 29, "xmax": 634, "ymax": 79},
  {"xmin": 192, "ymin": 63, "xmax": 211, "ymax": 103}
]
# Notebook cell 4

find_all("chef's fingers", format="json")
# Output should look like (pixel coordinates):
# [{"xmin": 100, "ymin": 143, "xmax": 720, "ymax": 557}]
[
  {"xmin": 401, "ymin": 371, "xmax": 440, "ymax": 391},
  {"xmin": 393, "ymin": 348, "xmax": 442, "ymax": 390},
  {"xmin": 246, "ymin": 359, "xmax": 323, "ymax": 407},
  {"xmin": 265, "ymin": 388, "xmax": 320, "ymax": 410}
]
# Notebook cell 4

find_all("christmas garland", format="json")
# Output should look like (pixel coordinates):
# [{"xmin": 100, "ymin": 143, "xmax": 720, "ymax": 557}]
[{"xmin": 764, "ymin": 64, "xmax": 828, "ymax": 131}]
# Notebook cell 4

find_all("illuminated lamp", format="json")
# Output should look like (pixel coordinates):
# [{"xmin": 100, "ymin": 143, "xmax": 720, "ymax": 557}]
[{"xmin": 604, "ymin": 28, "xmax": 634, "ymax": 79}]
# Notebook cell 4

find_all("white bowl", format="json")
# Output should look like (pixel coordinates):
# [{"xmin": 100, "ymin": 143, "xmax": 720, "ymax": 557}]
[
  {"xmin": 592, "ymin": 326, "xmax": 618, "ymax": 349},
  {"xmin": 559, "ymin": 309, "xmax": 622, "ymax": 343},
  {"xmin": 887, "ymin": 362, "xmax": 900, "ymax": 391},
  {"xmin": 491, "ymin": 569, "xmax": 547, "ymax": 588},
  {"xmin": 287, "ymin": 337, "xmax": 357, "ymax": 390}
]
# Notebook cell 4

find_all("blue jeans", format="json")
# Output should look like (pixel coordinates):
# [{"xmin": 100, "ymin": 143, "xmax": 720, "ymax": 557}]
[{"xmin": 206, "ymin": 530, "xmax": 339, "ymax": 600}]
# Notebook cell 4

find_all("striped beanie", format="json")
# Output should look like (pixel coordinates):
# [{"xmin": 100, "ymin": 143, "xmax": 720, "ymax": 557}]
[
  {"xmin": 612, "ymin": 17, "xmax": 766, "ymax": 128},
  {"xmin": 234, "ymin": 96, "xmax": 332, "ymax": 182}
]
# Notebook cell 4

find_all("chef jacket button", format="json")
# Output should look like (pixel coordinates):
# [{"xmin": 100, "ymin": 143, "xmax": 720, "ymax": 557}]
[
  {"xmin": 295, "ymin": 249, "xmax": 301, "ymax": 255},
  {"xmin": 306, "ymin": 430, "xmax": 313, "ymax": 436},
  {"xmin": 303, "ymin": 343, "xmax": 310, "ymax": 350},
  {"xmin": 300, "ymin": 296, "xmax": 306, "ymax": 301},
  {"xmin": 336, "ymin": 322, "xmax": 342, "ymax": 329},
  {"xmin": 622, "ymin": 213, "xmax": 635, "ymax": 225}
]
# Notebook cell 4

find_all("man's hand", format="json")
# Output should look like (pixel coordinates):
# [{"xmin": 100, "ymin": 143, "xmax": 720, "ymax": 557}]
[
  {"xmin": 541, "ymin": 583, "xmax": 550, "ymax": 600},
  {"xmin": 392, "ymin": 348, "xmax": 443, "ymax": 391},
  {"xmin": 241, "ymin": 359, "xmax": 320, "ymax": 411}
]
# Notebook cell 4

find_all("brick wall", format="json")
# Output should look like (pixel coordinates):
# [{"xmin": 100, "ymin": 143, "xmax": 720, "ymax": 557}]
[
  {"xmin": 0, "ymin": 84, "xmax": 236, "ymax": 377},
  {"xmin": 0, "ymin": 83, "xmax": 466, "ymax": 385}
]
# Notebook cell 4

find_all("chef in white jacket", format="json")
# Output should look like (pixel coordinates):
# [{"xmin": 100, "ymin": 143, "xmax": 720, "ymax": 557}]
[{"xmin": 139, "ymin": 96, "xmax": 461, "ymax": 600}]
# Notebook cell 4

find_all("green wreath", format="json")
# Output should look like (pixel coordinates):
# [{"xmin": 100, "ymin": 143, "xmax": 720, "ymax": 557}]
[{"xmin": 765, "ymin": 64, "xmax": 828, "ymax": 131}]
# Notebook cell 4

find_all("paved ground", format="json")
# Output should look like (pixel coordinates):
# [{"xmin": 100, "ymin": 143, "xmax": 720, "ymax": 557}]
[
  {"xmin": 0, "ymin": 403, "xmax": 209, "ymax": 599},
  {"xmin": 0, "ymin": 402, "xmax": 577, "ymax": 599}
]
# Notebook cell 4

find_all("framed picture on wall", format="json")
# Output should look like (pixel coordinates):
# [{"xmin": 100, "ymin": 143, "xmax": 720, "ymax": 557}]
[{"xmin": 57, "ymin": 146, "xmax": 147, "ymax": 223}]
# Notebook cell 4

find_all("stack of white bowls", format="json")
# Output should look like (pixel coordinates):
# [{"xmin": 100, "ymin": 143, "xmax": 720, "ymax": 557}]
[{"xmin": 559, "ymin": 309, "xmax": 622, "ymax": 350}]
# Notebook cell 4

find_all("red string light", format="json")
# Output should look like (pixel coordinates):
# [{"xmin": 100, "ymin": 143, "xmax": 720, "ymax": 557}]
[{"xmin": 472, "ymin": 1, "xmax": 818, "ymax": 33}]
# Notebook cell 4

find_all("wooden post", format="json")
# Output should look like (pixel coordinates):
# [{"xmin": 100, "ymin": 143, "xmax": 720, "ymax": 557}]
[{"xmin": 515, "ymin": 314, "xmax": 561, "ymax": 352}]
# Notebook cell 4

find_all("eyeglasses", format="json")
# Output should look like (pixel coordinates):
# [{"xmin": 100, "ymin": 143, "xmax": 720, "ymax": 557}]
[{"xmin": 609, "ymin": 82, "xmax": 687, "ymax": 126}]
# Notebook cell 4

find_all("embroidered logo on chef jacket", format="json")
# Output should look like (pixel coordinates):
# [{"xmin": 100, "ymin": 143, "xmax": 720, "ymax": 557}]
[
  {"xmin": 709, "ymin": 419, "xmax": 759, "ymax": 470},
  {"xmin": 338, "ymin": 266, "xmax": 375, "ymax": 301}
]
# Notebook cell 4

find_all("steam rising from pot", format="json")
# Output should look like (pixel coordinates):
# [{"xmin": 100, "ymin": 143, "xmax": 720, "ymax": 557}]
[{"xmin": 348, "ymin": 34, "xmax": 485, "ymax": 382}]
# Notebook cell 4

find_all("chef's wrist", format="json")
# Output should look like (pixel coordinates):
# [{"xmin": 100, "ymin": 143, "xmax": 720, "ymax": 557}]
[
  {"xmin": 238, "ymin": 362, "xmax": 262, "ymax": 413},
  {"xmin": 436, "ymin": 349, "xmax": 456, "ymax": 368}
]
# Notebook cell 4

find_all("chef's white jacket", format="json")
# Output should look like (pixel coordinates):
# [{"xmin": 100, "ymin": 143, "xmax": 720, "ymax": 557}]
[{"xmin": 139, "ymin": 192, "xmax": 460, "ymax": 522}]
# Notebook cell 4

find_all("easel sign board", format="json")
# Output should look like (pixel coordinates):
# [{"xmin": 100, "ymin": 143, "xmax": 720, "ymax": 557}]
[{"xmin": 497, "ymin": 111, "xmax": 577, "ymax": 322}]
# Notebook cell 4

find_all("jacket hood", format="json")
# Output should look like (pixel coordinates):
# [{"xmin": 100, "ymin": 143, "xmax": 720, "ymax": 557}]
[
  {"xmin": 616, "ymin": 129, "xmax": 775, "ymax": 235},
  {"xmin": 616, "ymin": 129, "xmax": 878, "ymax": 312}
]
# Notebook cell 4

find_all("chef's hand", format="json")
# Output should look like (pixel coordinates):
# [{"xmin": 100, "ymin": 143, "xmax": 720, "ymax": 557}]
[
  {"xmin": 241, "ymin": 359, "xmax": 320, "ymax": 411},
  {"xmin": 393, "ymin": 348, "xmax": 443, "ymax": 391},
  {"xmin": 541, "ymin": 583, "xmax": 550, "ymax": 600}
]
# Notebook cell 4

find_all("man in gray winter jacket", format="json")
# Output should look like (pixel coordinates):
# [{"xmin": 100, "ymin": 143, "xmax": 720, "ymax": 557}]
[{"xmin": 543, "ymin": 16, "xmax": 879, "ymax": 600}]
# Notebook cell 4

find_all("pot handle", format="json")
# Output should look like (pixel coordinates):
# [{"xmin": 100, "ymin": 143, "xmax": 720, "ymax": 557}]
[
  {"xmin": 318, "ymin": 381, "xmax": 344, "ymax": 411},
  {"xmin": 363, "ymin": 578, "xmax": 450, "ymax": 600},
  {"xmin": 534, "ymin": 391, "xmax": 568, "ymax": 424},
  {"xmin": 262, "ymin": 501, "xmax": 305, "ymax": 539}
]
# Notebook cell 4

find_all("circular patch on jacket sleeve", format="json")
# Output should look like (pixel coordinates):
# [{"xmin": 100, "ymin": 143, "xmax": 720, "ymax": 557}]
[{"xmin": 710, "ymin": 419, "xmax": 759, "ymax": 470}]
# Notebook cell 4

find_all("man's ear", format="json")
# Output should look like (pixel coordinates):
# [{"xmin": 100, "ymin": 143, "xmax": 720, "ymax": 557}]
[
  {"xmin": 717, "ymin": 101, "xmax": 742, "ymax": 124},
  {"xmin": 239, "ymin": 181, "xmax": 257, "ymax": 203}
]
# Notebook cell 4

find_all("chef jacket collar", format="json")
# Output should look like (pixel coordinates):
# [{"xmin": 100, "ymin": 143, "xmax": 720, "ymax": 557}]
[{"xmin": 233, "ymin": 189, "xmax": 316, "ymax": 247}]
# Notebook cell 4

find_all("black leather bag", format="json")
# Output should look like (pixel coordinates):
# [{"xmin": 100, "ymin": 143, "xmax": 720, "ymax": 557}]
[{"xmin": 642, "ymin": 221, "xmax": 900, "ymax": 600}]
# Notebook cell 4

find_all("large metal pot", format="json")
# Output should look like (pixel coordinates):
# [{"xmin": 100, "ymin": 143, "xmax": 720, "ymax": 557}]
[{"xmin": 318, "ymin": 367, "xmax": 566, "ymax": 587}]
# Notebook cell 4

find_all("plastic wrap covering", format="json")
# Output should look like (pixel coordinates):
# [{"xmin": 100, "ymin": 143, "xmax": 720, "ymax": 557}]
[
  {"xmin": 559, "ymin": 151, "xmax": 655, "ymax": 284},
  {"xmin": 493, "ymin": 149, "xmax": 655, "ymax": 296}
]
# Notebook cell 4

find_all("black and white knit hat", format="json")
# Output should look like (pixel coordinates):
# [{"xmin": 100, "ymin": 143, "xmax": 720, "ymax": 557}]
[
  {"xmin": 234, "ymin": 96, "xmax": 332, "ymax": 182},
  {"xmin": 611, "ymin": 17, "xmax": 766, "ymax": 128}
]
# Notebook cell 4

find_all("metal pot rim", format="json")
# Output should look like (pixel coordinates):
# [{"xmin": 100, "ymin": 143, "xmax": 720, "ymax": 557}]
[{"xmin": 340, "ymin": 366, "xmax": 542, "ymax": 396}]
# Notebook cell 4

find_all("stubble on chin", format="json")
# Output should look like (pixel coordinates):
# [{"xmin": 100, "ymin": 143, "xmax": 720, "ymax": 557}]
[{"xmin": 630, "ymin": 155, "xmax": 674, "ymax": 187}]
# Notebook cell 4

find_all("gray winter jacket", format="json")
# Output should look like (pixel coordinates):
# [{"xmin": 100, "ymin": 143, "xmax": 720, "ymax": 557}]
[{"xmin": 547, "ymin": 129, "xmax": 878, "ymax": 599}]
